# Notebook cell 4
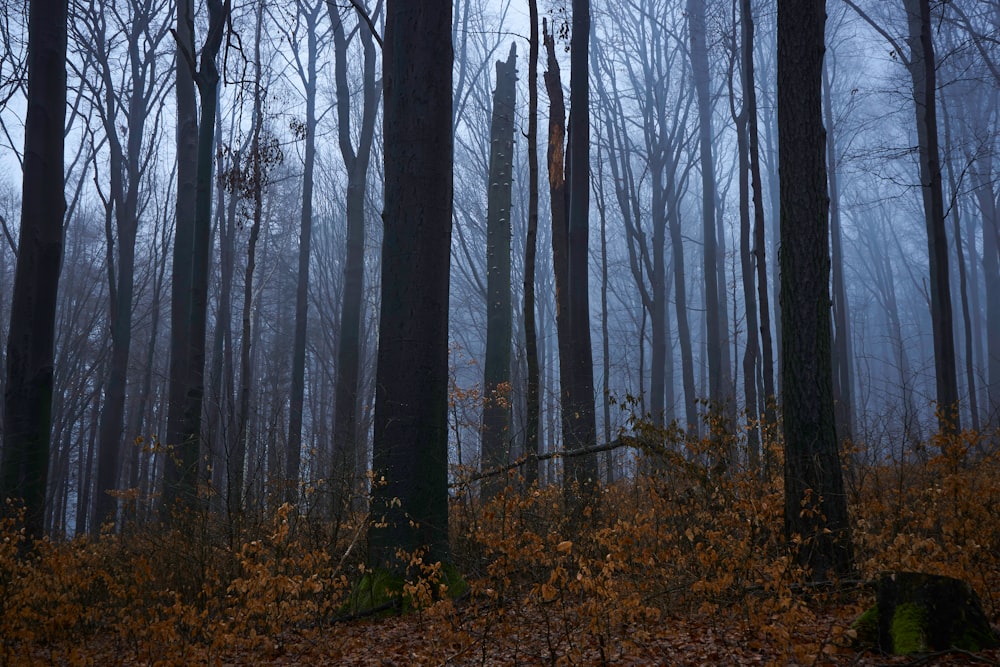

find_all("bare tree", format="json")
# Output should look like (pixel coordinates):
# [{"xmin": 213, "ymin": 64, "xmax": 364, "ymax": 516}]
[
  {"xmin": 329, "ymin": 0, "xmax": 381, "ymax": 511},
  {"xmin": 480, "ymin": 44, "xmax": 517, "ymax": 498},
  {"xmin": 162, "ymin": 0, "xmax": 231, "ymax": 514},
  {"xmin": 777, "ymin": 0, "xmax": 852, "ymax": 581},
  {"xmin": 1, "ymin": 0, "xmax": 68, "ymax": 539},
  {"xmin": 368, "ymin": 0, "xmax": 453, "ymax": 568}
]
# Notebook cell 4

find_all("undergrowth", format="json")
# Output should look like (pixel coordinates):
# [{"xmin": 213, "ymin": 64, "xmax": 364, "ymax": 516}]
[{"xmin": 1, "ymin": 425, "xmax": 999, "ymax": 665}]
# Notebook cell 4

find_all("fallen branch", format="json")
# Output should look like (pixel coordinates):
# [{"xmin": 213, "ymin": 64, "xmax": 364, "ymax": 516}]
[{"xmin": 450, "ymin": 437, "xmax": 636, "ymax": 487}]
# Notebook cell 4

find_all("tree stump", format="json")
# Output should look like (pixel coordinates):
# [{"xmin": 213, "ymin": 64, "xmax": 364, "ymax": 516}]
[{"xmin": 855, "ymin": 572, "xmax": 998, "ymax": 654}]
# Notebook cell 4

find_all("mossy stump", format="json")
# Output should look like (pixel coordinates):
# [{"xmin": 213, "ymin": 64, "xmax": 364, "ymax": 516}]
[{"xmin": 858, "ymin": 571, "xmax": 998, "ymax": 654}]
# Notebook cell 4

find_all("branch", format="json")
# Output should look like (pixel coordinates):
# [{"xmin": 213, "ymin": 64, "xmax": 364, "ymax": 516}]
[
  {"xmin": 452, "ymin": 438, "xmax": 633, "ymax": 486},
  {"xmin": 0, "ymin": 212, "xmax": 16, "ymax": 256},
  {"xmin": 329, "ymin": 0, "xmax": 383, "ymax": 49},
  {"xmin": 943, "ymin": 1, "xmax": 1000, "ymax": 87},
  {"xmin": 841, "ymin": 0, "xmax": 910, "ymax": 67}
]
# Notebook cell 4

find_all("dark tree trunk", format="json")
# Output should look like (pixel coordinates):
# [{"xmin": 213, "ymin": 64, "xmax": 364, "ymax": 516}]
[
  {"xmin": 368, "ymin": 0, "xmax": 453, "ymax": 569},
  {"xmin": 1, "ymin": 0, "xmax": 67, "ymax": 540},
  {"xmin": 162, "ymin": 0, "xmax": 229, "ymax": 514},
  {"xmin": 903, "ymin": 0, "xmax": 959, "ymax": 433},
  {"xmin": 331, "ymin": 3, "xmax": 380, "ymax": 511},
  {"xmin": 688, "ymin": 0, "xmax": 730, "ymax": 425},
  {"xmin": 941, "ymin": 100, "xmax": 979, "ymax": 431},
  {"xmin": 729, "ymin": 16, "xmax": 760, "ymax": 469},
  {"xmin": 93, "ymin": 9, "xmax": 162, "ymax": 529},
  {"xmin": 286, "ymin": 0, "xmax": 321, "ymax": 507},
  {"xmin": 522, "ymin": 0, "xmax": 541, "ymax": 488},
  {"xmin": 745, "ymin": 0, "xmax": 776, "ymax": 444},
  {"xmin": 162, "ymin": 0, "xmax": 199, "ymax": 515},
  {"xmin": 972, "ymin": 168, "xmax": 1000, "ymax": 423},
  {"xmin": 823, "ymin": 60, "xmax": 854, "ymax": 444},
  {"xmin": 564, "ymin": 0, "xmax": 598, "ymax": 489},
  {"xmin": 777, "ymin": 0, "xmax": 852, "ymax": 581},
  {"xmin": 543, "ymin": 24, "xmax": 573, "ymax": 470},
  {"xmin": 668, "ymin": 182, "xmax": 699, "ymax": 439},
  {"xmin": 480, "ymin": 44, "xmax": 518, "ymax": 499}
]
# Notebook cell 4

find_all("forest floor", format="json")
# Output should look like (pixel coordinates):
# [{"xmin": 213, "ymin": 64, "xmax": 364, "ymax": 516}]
[
  {"xmin": 5, "ymin": 431, "xmax": 1000, "ymax": 666},
  {"xmin": 17, "ymin": 598, "xmax": 1000, "ymax": 666}
]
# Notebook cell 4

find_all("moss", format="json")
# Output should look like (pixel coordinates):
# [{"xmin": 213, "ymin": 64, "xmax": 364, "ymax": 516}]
[
  {"xmin": 955, "ymin": 611, "xmax": 999, "ymax": 652},
  {"xmin": 343, "ymin": 562, "xmax": 468, "ymax": 617},
  {"xmin": 344, "ymin": 568, "xmax": 405, "ymax": 616},
  {"xmin": 852, "ymin": 604, "xmax": 879, "ymax": 646},
  {"xmin": 891, "ymin": 603, "xmax": 928, "ymax": 654},
  {"xmin": 438, "ymin": 561, "xmax": 469, "ymax": 599}
]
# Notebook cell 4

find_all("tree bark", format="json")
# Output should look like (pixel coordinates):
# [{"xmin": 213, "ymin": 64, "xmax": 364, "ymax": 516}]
[
  {"xmin": 522, "ymin": 0, "xmax": 541, "ymax": 488},
  {"xmin": 92, "ymin": 5, "xmax": 167, "ymax": 529},
  {"xmin": 777, "ymin": 0, "xmax": 852, "ymax": 581},
  {"xmin": 368, "ymin": 0, "xmax": 453, "ymax": 569},
  {"xmin": 1, "ymin": 0, "xmax": 67, "ymax": 540},
  {"xmin": 330, "ymin": 0, "xmax": 380, "ymax": 512},
  {"xmin": 688, "ymin": 0, "xmax": 730, "ymax": 426},
  {"xmin": 286, "ymin": 0, "xmax": 322, "ymax": 507},
  {"xmin": 744, "ymin": 0, "xmax": 776, "ymax": 445},
  {"xmin": 902, "ymin": 0, "xmax": 959, "ymax": 433},
  {"xmin": 480, "ymin": 44, "xmax": 517, "ymax": 499},
  {"xmin": 162, "ymin": 0, "xmax": 229, "ymax": 514},
  {"xmin": 543, "ymin": 23, "xmax": 573, "ymax": 473},
  {"xmin": 162, "ymin": 0, "xmax": 199, "ymax": 516},
  {"xmin": 729, "ymin": 8, "xmax": 760, "ymax": 469},
  {"xmin": 823, "ymin": 59, "xmax": 854, "ymax": 444},
  {"xmin": 564, "ymin": 0, "xmax": 598, "ymax": 489}
]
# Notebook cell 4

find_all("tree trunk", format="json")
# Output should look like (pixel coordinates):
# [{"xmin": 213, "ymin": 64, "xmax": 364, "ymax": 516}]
[
  {"xmin": 730, "ymin": 19, "xmax": 760, "ymax": 469},
  {"xmin": 522, "ymin": 0, "xmax": 541, "ymax": 488},
  {"xmin": 777, "ymin": 0, "xmax": 852, "ymax": 581},
  {"xmin": 480, "ymin": 44, "xmax": 518, "ymax": 499},
  {"xmin": 744, "ymin": 0, "xmax": 775, "ymax": 445},
  {"xmin": 902, "ymin": 0, "xmax": 959, "ymax": 433},
  {"xmin": 286, "ymin": 0, "xmax": 320, "ymax": 506},
  {"xmin": 564, "ymin": 0, "xmax": 598, "ymax": 490},
  {"xmin": 162, "ymin": 0, "xmax": 199, "ymax": 516},
  {"xmin": 331, "ymin": 2, "xmax": 380, "ymax": 512},
  {"xmin": 1, "ymin": 0, "xmax": 67, "ymax": 540},
  {"xmin": 941, "ymin": 100, "xmax": 979, "ymax": 431},
  {"xmin": 823, "ymin": 59, "xmax": 855, "ymax": 444},
  {"xmin": 93, "ymin": 9, "xmax": 160, "ymax": 528},
  {"xmin": 162, "ymin": 0, "xmax": 229, "ymax": 514},
  {"xmin": 543, "ymin": 24, "xmax": 572, "ymax": 469},
  {"xmin": 688, "ymin": 0, "xmax": 730, "ymax": 426},
  {"xmin": 368, "ymin": 0, "xmax": 453, "ymax": 570},
  {"xmin": 971, "ymin": 163, "xmax": 1000, "ymax": 424}
]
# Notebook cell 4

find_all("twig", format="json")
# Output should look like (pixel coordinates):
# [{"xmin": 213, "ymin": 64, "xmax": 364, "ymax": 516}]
[{"xmin": 451, "ymin": 438, "xmax": 634, "ymax": 486}]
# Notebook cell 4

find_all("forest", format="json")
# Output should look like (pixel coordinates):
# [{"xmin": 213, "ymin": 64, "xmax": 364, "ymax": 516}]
[{"xmin": 1, "ymin": 0, "xmax": 1000, "ymax": 664}]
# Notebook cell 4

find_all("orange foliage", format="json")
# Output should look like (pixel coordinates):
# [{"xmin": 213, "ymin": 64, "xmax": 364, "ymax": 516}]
[{"xmin": 1, "ymin": 425, "xmax": 999, "ymax": 665}]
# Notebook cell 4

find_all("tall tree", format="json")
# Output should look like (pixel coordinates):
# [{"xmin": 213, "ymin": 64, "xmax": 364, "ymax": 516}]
[
  {"xmin": 85, "ymin": 0, "xmax": 171, "ymax": 529},
  {"xmin": 744, "ymin": 0, "xmax": 776, "ymax": 440},
  {"xmin": 162, "ymin": 0, "xmax": 230, "ymax": 514},
  {"xmin": 777, "ymin": 0, "xmax": 852, "ymax": 581},
  {"xmin": 232, "ymin": 0, "xmax": 277, "ymax": 514},
  {"xmin": 521, "ymin": 0, "xmax": 541, "ymax": 488},
  {"xmin": 688, "ymin": 0, "xmax": 732, "ymax": 426},
  {"xmin": 822, "ymin": 57, "xmax": 854, "ymax": 444},
  {"xmin": 728, "ymin": 0, "xmax": 761, "ymax": 466},
  {"xmin": 902, "ymin": 0, "xmax": 960, "ymax": 433},
  {"xmin": 284, "ymin": 0, "xmax": 323, "ymax": 506},
  {"xmin": 543, "ymin": 22, "xmax": 572, "ymax": 466},
  {"xmin": 330, "ymin": 0, "xmax": 381, "ymax": 510},
  {"xmin": 564, "ymin": 0, "xmax": 598, "ymax": 488},
  {"xmin": 368, "ymin": 0, "xmax": 453, "ymax": 568},
  {"xmin": 480, "ymin": 44, "xmax": 517, "ymax": 498},
  {"xmin": 162, "ymin": 0, "xmax": 198, "ymax": 515},
  {"xmin": 1, "ymin": 0, "xmax": 68, "ymax": 539}
]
